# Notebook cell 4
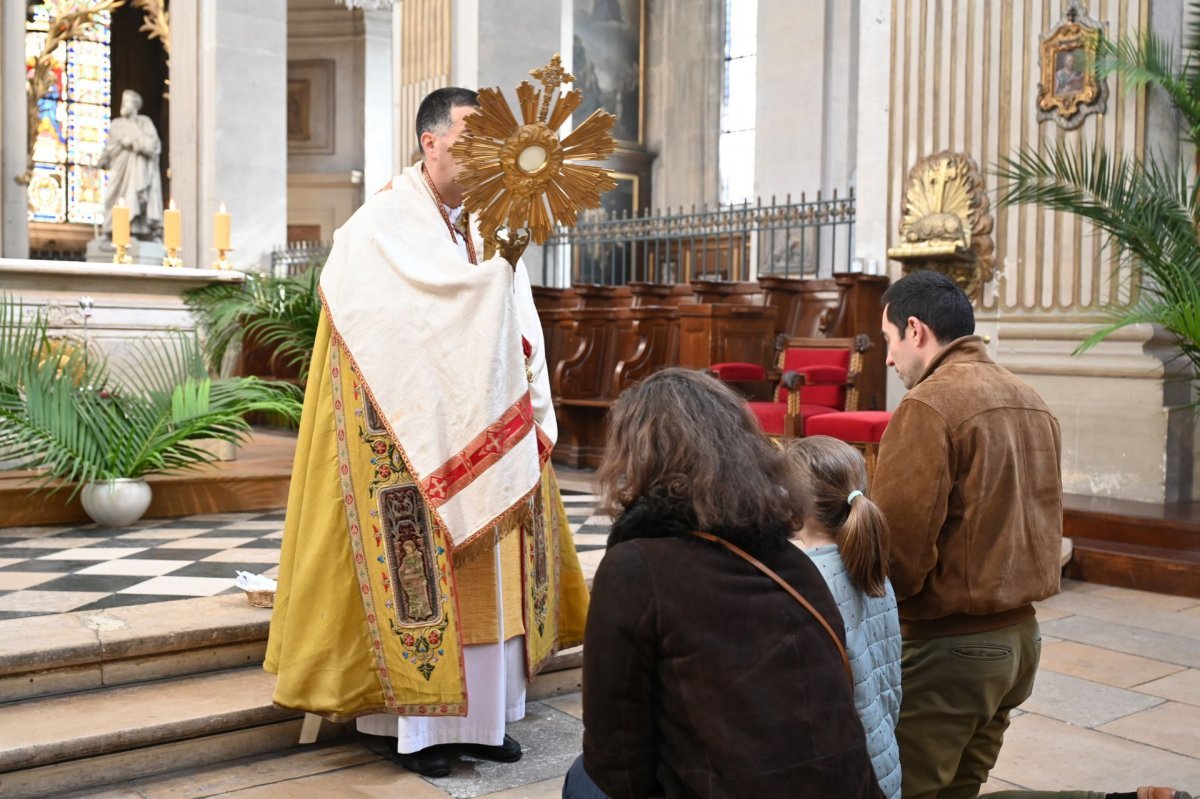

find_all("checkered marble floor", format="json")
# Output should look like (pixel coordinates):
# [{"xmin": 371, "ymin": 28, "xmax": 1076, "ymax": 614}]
[{"xmin": 0, "ymin": 491, "xmax": 609, "ymax": 621}]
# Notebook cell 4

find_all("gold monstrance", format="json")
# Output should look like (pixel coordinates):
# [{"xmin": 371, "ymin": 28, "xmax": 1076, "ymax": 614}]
[{"xmin": 450, "ymin": 54, "xmax": 618, "ymax": 263}]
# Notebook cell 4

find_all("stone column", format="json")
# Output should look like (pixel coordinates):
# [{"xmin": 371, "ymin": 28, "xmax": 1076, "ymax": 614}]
[
  {"xmin": 645, "ymin": 0, "xmax": 721, "ymax": 210},
  {"xmin": 1, "ymin": 0, "xmax": 29, "ymax": 257},
  {"xmin": 756, "ymin": 0, "xmax": 858, "ymax": 202},
  {"xmin": 363, "ymin": 8, "xmax": 395, "ymax": 195},
  {"xmin": 476, "ymin": 0, "xmax": 565, "ymax": 93},
  {"xmin": 171, "ymin": 0, "xmax": 287, "ymax": 272},
  {"xmin": 853, "ymin": 0, "xmax": 891, "ymax": 276}
]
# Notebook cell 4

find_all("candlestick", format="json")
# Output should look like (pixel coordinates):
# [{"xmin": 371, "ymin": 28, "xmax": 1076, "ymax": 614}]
[
  {"xmin": 214, "ymin": 202, "xmax": 231, "ymax": 251},
  {"xmin": 111, "ymin": 200, "xmax": 130, "ymax": 248},
  {"xmin": 112, "ymin": 242, "xmax": 132, "ymax": 265},
  {"xmin": 211, "ymin": 247, "xmax": 235, "ymax": 270}
]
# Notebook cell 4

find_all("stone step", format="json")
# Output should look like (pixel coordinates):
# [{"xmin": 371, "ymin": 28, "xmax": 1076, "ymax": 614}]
[
  {"xmin": 0, "ymin": 659, "xmax": 581, "ymax": 799},
  {"xmin": 0, "ymin": 595, "xmax": 271, "ymax": 703},
  {"xmin": 0, "ymin": 666, "xmax": 322, "ymax": 799},
  {"xmin": 0, "ymin": 589, "xmax": 583, "ymax": 798},
  {"xmin": 1066, "ymin": 536, "xmax": 1200, "ymax": 599}
]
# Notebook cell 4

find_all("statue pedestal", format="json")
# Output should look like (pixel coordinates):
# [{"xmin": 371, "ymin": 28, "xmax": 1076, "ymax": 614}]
[{"xmin": 85, "ymin": 238, "xmax": 167, "ymax": 267}]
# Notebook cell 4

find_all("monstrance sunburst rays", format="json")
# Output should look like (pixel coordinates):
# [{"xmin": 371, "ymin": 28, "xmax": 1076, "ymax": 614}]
[{"xmin": 450, "ymin": 53, "xmax": 618, "ymax": 248}]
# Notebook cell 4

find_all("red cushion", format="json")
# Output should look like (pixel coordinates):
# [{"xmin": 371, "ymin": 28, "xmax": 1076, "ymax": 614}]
[
  {"xmin": 792, "ymin": 365, "xmax": 848, "ymax": 383},
  {"xmin": 748, "ymin": 402, "xmax": 839, "ymax": 436},
  {"xmin": 780, "ymin": 348, "xmax": 851, "ymax": 408},
  {"xmin": 710, "ymin": 362, "xmax": 766, "ymax": 381},
  {"xmin": 805, "ymin": 411, "xmax": 893, "ymax": 442}
]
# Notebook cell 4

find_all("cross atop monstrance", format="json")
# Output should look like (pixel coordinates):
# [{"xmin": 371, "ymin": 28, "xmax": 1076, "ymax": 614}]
[{"xmin": 529, "ymin": 54, "xmax": 576, "ymax": 120}]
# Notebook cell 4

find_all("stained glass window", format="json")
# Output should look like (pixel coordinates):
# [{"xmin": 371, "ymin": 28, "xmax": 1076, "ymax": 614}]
[{"xmin": 25, "ymin": 2, "xmax": 112, "ymax": 225}]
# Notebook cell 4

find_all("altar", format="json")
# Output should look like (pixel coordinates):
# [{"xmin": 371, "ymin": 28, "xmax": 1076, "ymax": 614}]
[{"xmin": 0, "ymin": 258, "xmax": 244, "ymax": 373}]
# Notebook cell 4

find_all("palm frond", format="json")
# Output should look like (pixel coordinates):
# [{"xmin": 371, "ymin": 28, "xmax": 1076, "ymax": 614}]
[
  {"xmin": 0, "ymin": 311, "xmax": 304, "ymax": 487},
  {"xmin": 1099, "ymin": 30, "xmax": 1200, "ymax": 147},
  {"xmin": 183, "ymin": 267, "xmax": 322, "ymax": 382}
]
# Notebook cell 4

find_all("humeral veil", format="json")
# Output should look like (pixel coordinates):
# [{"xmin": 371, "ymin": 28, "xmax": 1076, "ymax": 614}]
[{"xmin": 264, "ymin": 165, "xmax": 589, "ymax": 721}]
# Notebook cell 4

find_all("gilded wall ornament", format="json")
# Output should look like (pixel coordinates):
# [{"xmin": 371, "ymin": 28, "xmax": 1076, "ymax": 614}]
[
  {"xmin": 1037, "ymin": 1, "xmax": 1108, "ymax": 130},
  {"xmin": 450, "ymin": 53, "xmax": 618, "ymax": 256},
  {"xmin": 887, "ymin": 151, "xmax": 995, "ymax": 300}
]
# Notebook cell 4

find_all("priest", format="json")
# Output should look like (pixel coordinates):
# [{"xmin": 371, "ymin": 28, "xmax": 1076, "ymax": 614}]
[{"xmin": 265, "ymin": 86, "xmax": 590, "ymax": 777}]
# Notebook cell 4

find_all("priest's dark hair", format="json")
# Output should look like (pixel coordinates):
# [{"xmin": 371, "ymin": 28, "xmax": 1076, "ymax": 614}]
[
  {"xmin": 598, "ymin": 367, "xmax": 806, "ymax": 557},
  {"xmin": 415, "ymin": 87, "xmax": 479, "ymax": 142}
]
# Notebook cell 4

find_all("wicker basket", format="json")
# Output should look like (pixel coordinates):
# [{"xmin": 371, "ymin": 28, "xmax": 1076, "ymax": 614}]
[{"xmin": 244, "ymin": 589, "xmax": 275, "ymax": 608}]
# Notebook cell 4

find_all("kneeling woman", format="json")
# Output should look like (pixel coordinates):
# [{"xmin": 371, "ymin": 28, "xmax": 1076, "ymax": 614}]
[{"xmin": 567, "ymin": 368, "xmax": 882, "ymax": 799}]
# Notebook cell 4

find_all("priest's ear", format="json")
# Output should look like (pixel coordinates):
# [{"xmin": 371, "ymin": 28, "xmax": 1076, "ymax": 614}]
[{"xmin": 420, "ymin": 131, "xmax": 437, "ymax": 159}]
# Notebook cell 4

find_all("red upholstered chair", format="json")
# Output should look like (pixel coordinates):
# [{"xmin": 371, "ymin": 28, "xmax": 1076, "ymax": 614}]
[
  {"xmin": 805, "ymin": 410, "xmax": 893, "ymax": 483},
  {"xmin": 710, "ymin": 336, "xmax": 871, "ymax": 438}
]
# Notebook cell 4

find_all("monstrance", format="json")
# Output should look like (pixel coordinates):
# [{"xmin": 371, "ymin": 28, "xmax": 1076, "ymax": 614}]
[{"xmin": 450, "ymin": 54, "xmax": 618, "ymax": 265}]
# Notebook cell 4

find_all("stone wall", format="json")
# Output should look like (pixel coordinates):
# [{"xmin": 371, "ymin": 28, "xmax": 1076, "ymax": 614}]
[{"xmin": 851, "ymin": 0, "xmax": 1196, "ymax": 503}]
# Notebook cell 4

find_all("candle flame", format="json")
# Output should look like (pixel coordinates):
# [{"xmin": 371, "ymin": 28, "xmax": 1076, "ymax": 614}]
[
  {"xmin": 116, "ymin": 198, "xmax": 126, "ymax": 208},
  {"xmin": 219, "ymin": 202, "xmax": 226, "ymax": 213},
  {"xmin": 169, "ymin": 198, "xmax": 177, "ymax": 210}
]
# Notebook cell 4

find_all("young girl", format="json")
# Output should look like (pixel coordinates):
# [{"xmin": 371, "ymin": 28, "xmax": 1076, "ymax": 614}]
[{"xmin": 786, "ymin": 436, "xmax": 902, "ymax": 799}]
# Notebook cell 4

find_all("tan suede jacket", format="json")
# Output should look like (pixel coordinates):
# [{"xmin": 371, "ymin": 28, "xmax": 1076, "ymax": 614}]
[{"xmin": 874, "ymin": 336, "xmax": 1063, "ymax": 638}]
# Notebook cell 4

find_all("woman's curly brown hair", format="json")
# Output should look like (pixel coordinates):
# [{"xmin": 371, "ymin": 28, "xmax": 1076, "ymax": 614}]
[{"xmin": 598, "ymin": 368, "xmax": 806, "ymax": 554}]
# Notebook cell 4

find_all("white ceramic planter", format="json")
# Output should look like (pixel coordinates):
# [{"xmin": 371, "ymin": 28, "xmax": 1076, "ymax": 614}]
[{"xmin": 80, "ymin": 478, "xmax": 153, "ymax": 528}]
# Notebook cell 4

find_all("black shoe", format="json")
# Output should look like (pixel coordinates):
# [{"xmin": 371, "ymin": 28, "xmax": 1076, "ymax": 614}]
[
  {"xmin": 393, "ymin": 746, "xmax": 452, "ymax": 777},
  {"xmin": 455, "ymin": 733, "xmax": 523, "ymax": 763}
]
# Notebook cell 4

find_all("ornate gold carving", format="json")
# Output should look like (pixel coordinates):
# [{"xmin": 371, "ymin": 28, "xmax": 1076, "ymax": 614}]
[
  {"xmin": 1037, "ymin": 2, "xmax": 1107, "ymax": 130},
  {"xmin": 887, "ymin": 151, "xmax": 995, "ymax": 300},
  {"xmin": 450, "ymin": 53, "xmax": 618, "ymax": 249}
]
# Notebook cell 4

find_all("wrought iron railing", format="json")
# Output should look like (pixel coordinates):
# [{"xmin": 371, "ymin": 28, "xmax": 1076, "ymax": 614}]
[
  {"xmin": 540, "ymin": 190, "xmax": 855, "ymax": 287},
  {"xmin": 271, "ymin": 240, "xmax": 332, "ymax": 277}
]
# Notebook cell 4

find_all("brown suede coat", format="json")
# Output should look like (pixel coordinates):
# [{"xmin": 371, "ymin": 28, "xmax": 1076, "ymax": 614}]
[
  {"xmin": 873, "ymin": 336, "xmax": 1063, "ymax": 638},
  {"xmin": 581, "ymin": 497, "xmax": 883, "ymax": 799}
]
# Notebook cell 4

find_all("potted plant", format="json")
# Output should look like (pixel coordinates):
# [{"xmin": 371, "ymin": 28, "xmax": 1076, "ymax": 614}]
[
  {"xmin": 184, "ymin": 266, "xmax": 323, "ymax": 384},
  {"xmin": 995, "ymin": 19, "xmax": 1200, "ymax": 403},
  {"xmin": 0, "ymin": 296, "xmax": 303, "ymax": 527}
]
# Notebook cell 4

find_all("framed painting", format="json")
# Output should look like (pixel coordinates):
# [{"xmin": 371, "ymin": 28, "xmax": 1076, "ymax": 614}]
[
  {"xmin": 572, "ymin": 0, "xmax": 644, "ymax": 146},
  {"xmin": 287, "ymin": 59, "xmax": 335, "ymax": 154},
  {"xmin": 1037, "ymin": 3, "xmax": 1107, "ymax": 130}
]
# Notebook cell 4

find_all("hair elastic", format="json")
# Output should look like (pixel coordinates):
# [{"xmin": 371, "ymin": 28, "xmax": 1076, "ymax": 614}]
[{"xmin": 847, "ymin": 489, "xmax": 864, "ymax": 505}]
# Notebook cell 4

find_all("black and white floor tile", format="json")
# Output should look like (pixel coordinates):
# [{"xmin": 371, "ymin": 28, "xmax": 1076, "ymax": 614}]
[{"xmin": 0, "ymin": 491, "xmax": 608, "ymax": 621}]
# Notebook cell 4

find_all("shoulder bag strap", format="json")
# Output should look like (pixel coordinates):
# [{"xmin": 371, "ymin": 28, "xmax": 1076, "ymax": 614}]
[{"xmin": 690, "ymin": 530, "xmax": 853, "ymax": 687}]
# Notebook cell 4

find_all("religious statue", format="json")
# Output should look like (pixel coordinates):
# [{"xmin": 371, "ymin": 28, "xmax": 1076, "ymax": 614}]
[{"xmin": 98, "ymin": 89, "xmax": 164, "ymax": 242}]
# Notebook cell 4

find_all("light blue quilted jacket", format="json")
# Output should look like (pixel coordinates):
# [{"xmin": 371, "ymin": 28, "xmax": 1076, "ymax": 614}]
[{"xmin": 802, "ymin": 544, "xmax": 903, "ymax": 799}]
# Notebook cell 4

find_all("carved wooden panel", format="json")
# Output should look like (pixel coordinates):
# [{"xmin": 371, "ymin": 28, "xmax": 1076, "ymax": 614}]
[{"xmin": 676, "ymin": 304, "xmax": 777, "ymax": 370}]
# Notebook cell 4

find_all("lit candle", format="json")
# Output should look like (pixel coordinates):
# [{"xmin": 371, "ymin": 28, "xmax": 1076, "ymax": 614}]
[
  {"xmin": 111, "ymin": 199, "xmax": 130, "ymax": 247},
  {"xmin": 214, "ymin": 203, "xmax": 231, "ymax": 251},
  {"xmin": 163, "ymin": 198, "xmax": 181, "ymax": 250}
]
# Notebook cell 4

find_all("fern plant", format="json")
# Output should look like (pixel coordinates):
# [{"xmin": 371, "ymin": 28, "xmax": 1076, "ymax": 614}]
[
  {"xmin": 0, "ymin": 295, "xmax": 303, "ymax": 491},
  {"xmin": 184, "ymin": 267, "xmax": 322, "ymax": 382},
  {"xmin": 994, "ymin": 7, "xmax": 1200, "ymax": 402}
]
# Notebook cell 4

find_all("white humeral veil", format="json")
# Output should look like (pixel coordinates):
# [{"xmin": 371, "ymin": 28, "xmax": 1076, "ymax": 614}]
[{"xmin": 319, "ymin": 164, "xmax": 556, "ymax": 551}]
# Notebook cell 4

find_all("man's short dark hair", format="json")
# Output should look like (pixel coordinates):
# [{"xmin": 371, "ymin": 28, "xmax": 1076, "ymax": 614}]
[
  {"xmin": 882, "ymin": 270, "xmax": 975, "ymax": 344},
  {"xmin": 415, "ymin": 87, "xmax": 479, "ymax": 143}
]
